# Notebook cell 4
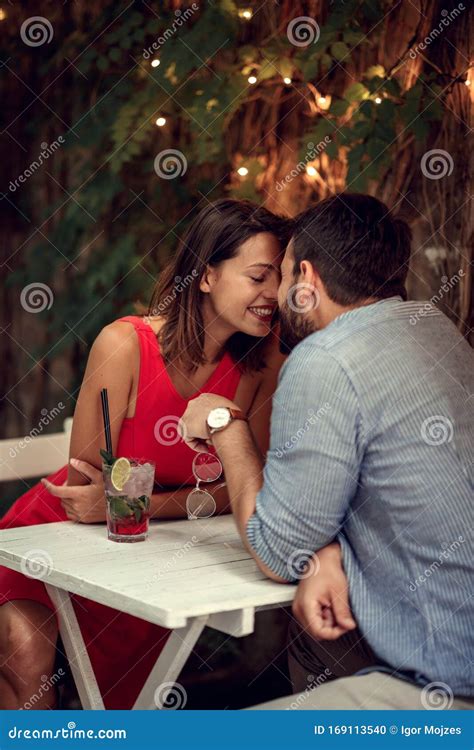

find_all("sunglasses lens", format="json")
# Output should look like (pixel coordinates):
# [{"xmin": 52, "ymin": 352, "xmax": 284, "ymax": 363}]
[
  {"xmin": 192, "ymin": 452, "xmax": 222, "ymax": 482},
  {"xmin": 187, "ymin": 489, "xmax": 216, "ymax": 519}
]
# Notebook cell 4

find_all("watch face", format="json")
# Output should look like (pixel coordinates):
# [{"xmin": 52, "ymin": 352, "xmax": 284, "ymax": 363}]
[{"xmin": 208, "ymin": 407, "xmax": 231, "ymax": 430}]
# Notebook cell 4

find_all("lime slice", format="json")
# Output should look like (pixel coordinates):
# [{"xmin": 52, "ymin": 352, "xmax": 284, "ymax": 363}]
[{"xmin": 110, "ymin": 457, "xmax": 131, "ymax": 492}]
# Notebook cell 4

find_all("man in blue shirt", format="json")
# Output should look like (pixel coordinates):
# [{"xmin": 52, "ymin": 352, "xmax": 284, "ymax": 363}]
[{"xmin": 181, "ymin": 193, "xmax": 473, "ymax": 709}]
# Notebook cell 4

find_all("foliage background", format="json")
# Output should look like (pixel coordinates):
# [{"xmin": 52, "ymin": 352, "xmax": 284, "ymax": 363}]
[{"xmin": 2, "ymin": 0, "xmax": 472, "ymax": 441}]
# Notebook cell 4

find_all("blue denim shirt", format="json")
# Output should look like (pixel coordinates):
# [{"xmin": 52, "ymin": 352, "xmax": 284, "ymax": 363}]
[{"xmin": 246, "ymin": 297, "xmax": 473, "ymax": 696}]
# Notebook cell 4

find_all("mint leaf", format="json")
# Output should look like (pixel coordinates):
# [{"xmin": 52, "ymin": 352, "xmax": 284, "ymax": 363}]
[{"xmin": 108, "ymin": 496, "xmax": 133, "ymax": 519}]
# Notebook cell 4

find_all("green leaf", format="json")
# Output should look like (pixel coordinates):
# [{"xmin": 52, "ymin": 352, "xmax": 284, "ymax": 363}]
[
  {"xmin": 365, "ymin": 64, "xmax": 386, "ymax": 79},
  {"xmin": 330, "ymin": 41, "xmax": 350, "ymax": 61},
  {"xmin": 97, "ymin": 56, "xmax": 109, "ymax": 72},
  {"xmin": 325, "ymin": 140, "xmax": 339, "ymax": 159},
  {"xmin": 109, "ymin": 47, "xmax": 121, "ymax": 62},
  {"xmin": 343, "ymin": 30, "xmax": 367, "ymax": 45},
  {"xmin": 329, "ymin": 98, "xmax": 350, "ymax": 117},
  {"xmin": 109, "ymin": 496, "xmax": 133, "ymax": 519},
  {"xmin": 275, "ymin": 57, "xmax": 293, "ymax": 80},
  {"xmin": 321, "ymin": 53, "xmax": 332, "ymax": 70},
  {"xmin": 344, "ymin": 82, "xmax": 369, "ymax": 102}
]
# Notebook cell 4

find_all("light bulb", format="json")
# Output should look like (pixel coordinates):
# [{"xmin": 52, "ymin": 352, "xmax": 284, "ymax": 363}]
[
  {"xmin": 283, "ymin": 77, "xmax": 292, "ymax": 85},
  {"xmin": 306, "ymin": 165, "xmax": 318, "ymax": 177},
  {"xmin": 238, "ymin": 8, "xmax": 253, "ymax": 19},
  {"xmin": 237, "ymin": 167, "xmax": 249, "ymax": 176},
  {"xmin": 151, "ymin": 59, "xmax": 160, "ymax": 68},
  {"xmin": 375, "ymin": 96, "xmax": 382, "ymax": 104},
  {"xmin": 248, "ymin": 75, "xmax": 257, "ymax": 84},
  {"xmin": 155, "ymin": 117, "xmax": 166, "ymax": 127}
]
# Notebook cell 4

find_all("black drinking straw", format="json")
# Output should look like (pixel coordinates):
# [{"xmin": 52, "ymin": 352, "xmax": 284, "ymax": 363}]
[{"xmin": 100, "ymin": 388, "xmax": 113, "ymax": 455}]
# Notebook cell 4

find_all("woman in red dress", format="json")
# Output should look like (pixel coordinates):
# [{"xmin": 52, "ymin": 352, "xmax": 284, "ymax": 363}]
[{"xmin": 0, "ymin": 199, "xmax": 289, "ymax": 709}]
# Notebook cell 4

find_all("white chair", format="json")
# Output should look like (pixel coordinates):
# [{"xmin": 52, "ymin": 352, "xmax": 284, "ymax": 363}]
[{"xmin": 0, "ymin": 418, "xmax": 73, "ymax": 483}]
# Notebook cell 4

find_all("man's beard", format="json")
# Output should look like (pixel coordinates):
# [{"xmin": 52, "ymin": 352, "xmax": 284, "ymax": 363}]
[{"xmin": 278, "ymin": 301, "xmax": 316, "ymax": 354}]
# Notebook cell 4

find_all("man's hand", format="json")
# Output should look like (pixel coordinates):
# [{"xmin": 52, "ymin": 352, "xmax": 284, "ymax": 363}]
[
  {"xmin": 292, "ymin": 542, "xmax": 357, "ymax": 640},
  {"xmin": 41, "ymin": 459, "xmax": 106, "ymax": 523},
  {"xmin": 180, "ymin": 393, "xmax": 239, "ymax": 452}
]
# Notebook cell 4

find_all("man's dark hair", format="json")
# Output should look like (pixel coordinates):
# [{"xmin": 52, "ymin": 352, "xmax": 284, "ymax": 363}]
[{"xmin": 291, "ymin": 193, "xmax": 412, "ymax": 304}]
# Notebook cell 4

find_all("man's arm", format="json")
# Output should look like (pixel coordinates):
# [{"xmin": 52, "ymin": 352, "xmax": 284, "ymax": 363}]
[
  {"xmin": 181, "ymin": 346, "xmax": 363, "ymax": 584},
  {"xmin": 211, "ymin": 421, "xmax": 289, "ymax": 582}
]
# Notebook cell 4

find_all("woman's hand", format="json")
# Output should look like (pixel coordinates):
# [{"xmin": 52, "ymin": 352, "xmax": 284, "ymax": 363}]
[
  {"xmin": 41, "ymin": 459, "xmax": 106, "ymax": 523},
  {"xmin": 292, "ymin": 542, "xmax": 357, "ymax": 640}
]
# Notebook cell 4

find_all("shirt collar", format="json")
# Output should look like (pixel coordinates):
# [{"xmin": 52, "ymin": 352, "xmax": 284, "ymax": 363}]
[{"xmin": 325, "ymin": 296, "xmax": 405, "ymax": 331}]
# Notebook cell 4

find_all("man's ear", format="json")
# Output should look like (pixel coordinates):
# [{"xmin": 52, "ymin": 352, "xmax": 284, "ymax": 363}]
[{"xmin": 300, "ymin": 260, "xmax": 320, "ymax": 288}]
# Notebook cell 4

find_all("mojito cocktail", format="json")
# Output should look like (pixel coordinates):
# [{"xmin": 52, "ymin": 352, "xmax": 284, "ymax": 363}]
[{"xmin": 102, "ymin": 459, "xmax": 155, "ymax": 543}]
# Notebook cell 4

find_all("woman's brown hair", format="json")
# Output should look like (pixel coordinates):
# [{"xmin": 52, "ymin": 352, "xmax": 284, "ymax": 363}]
[{"xmin": 148, "ymin": 199, "xmax": 291, "ymax": 374}]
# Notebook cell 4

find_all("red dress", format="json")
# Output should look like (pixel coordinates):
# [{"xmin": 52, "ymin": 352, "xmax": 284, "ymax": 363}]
[{"xmin": 0, "ymin": 316, "xmax": 242, "ymax": 708}]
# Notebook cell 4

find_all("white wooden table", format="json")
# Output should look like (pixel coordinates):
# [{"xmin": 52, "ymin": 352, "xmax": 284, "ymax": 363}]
[{"xmin": 0, "ymin": 515, "xmax": 295, "ymax": 709}]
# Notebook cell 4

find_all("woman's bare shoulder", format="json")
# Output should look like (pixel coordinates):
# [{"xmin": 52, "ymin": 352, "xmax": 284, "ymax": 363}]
[{"xmin": 92, "ymin": 320, "xmax": 137, "ymax": 352}]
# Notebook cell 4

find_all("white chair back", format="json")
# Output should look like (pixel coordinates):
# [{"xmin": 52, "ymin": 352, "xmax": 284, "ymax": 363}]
[{"xmin": 0, "ymin": 418, "xmax": 72, "ymax": 482}]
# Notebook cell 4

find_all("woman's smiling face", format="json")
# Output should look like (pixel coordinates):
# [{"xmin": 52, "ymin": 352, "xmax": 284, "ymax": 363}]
[{"xmin": 200, "ymin": 231, "xmax": 282, "ymax": 337}]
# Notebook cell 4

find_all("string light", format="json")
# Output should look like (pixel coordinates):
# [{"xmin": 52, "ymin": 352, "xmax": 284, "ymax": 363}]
[
  {"xmin": 238, "ymin": 8, "xmax": 253, "ymax": 20},
  {"xmin": 237, "ymin": 166, "xmax": 249, "ymax": 176},
  {"xmin": 316, "ymin": 94, "xmax": 331, "ymax": 111},
  {"xmin": 155, "ymin": 117, "xmax": 166, "ymax": 127},
  {"xmin": 306, "ymin": 165, "xmax": 318, "ymax": 177},
  {"xmin": 283, "ymin": 77, "xmax": 292, "ymax": 85},
  {"xmin": 248, "ymin": 75, "xmax": 257, "ymax": 85},
  {"xmin": 465, "ymin": 79, "xmax": 471, "ymax": 87},
  {"xmin": 151, "ymin": 59, "xmax": 160, "ymax": 68},
  {"xmin": 0, "ymin": 8, "xmax": 6, "ymax": 20},
  {"xmin": 375, "ymin": 96, "xmax": 382, "ymax": 104}
]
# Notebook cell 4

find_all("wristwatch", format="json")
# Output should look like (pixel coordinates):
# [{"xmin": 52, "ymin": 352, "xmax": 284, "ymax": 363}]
[{"xmin": 207, "ymin": 406, "xmax": 248, "ymax": 435}]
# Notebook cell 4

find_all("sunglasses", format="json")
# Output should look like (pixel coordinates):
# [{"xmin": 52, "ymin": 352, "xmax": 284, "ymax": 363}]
[{"xmin": 186, "ymin": 452, "xmax": 226, "ymax": 520}]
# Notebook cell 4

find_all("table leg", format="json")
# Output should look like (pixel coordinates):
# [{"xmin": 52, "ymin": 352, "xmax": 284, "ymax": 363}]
[
  {"xmin": 45, "ymin": 584, "xmax": 105, "ymax": 710},
  {"xmin": 133, "ymin": 615, "xmax": 209, "ymax": 710}
]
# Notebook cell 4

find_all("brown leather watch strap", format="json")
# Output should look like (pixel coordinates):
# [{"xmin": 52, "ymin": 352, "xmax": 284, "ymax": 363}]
[{"xmin": 228, "ymin": 408, "xmax": 248, "ymax": 422}]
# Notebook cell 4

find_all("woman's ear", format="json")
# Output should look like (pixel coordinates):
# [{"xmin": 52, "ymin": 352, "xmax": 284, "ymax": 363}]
[{"xmin": 199, "ymin": 264, "xmax": 214, "ymax": 294}]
